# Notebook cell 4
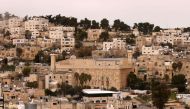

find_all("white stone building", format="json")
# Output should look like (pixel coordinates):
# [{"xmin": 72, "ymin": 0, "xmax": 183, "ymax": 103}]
[
  {"xmin": 103, "ymin": 38, "xmax": 126, "ymax": 51},
  {"xmin": 61, "ymin": 36, "xmax": 75, "ymax": 52}
]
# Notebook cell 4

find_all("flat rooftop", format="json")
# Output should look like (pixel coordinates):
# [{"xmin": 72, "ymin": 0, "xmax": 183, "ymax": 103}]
[{"xmin": 82, "ymin": 89, "xmax": 119, "ymax": 94}]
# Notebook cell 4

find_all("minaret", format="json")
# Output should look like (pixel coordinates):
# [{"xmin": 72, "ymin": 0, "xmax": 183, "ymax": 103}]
[{"xmin": 50, "ymin": 54, "xmax": 57, "ymax": 73}]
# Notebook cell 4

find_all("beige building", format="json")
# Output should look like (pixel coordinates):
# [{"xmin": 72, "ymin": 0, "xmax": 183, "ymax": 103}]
[
  {"xmin": 36, "ymin": 37, "xmax": 53, "ymax": 48},
  {"xmin": 12, "ymin": 38, "xmax": 29, "ymax": 46},
  {"xmin": 25, "ymin": 17, "xmax": 48, "ymax": 31},
  {"xmin": 134, "ymin": 55, "xmax": 173, "ymax": 80},
  {"xmin": 45, "ymin": 71, "xmax": 74, "ymax": 91},
  {"xmin": 9, "ymin": 27, "xmax": 25, "ymax": 35},
  {"xmin": 49, "ymin": 26, "xmax": 75, "ymax": 32},
  {"xmin": 49, "ymin": 30, "xmax": 64, "ymax": 42},
  {"xmin": 0, "ymin": 48, "xmax": 16, "ymax": 58},
  {"xmin": 103, "ymin": 38, "xmax": 126, "ymax": 51},
  {"xmin": 21, "ymin": 46, "xmax": 41, "ymax": 60},
  {"xmin": 61, "ymin": 36, "xmax": 75, "ymax": 52},
  {"xmin": 0, "ymin": 46, "xmax": 41, "ymax": 60},
  {"xmin": 142, "ymin": 45, "xmax": 161, "ymax": 55},
  {"xmin": 87, "ymin": 29, "xmax": 104, "ymax": 41},
  {"xmin": 8, "ymin": 17, "xmax": 23, "ymax": 28},
  {"xmin": 51, "ymin": 54, "xmax": 133, "ymax": 90}
]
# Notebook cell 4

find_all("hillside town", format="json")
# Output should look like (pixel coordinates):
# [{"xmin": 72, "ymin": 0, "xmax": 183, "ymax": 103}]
[{"xmin": 0, "ymin": 12, "xmax": 190, "ymax": 109}]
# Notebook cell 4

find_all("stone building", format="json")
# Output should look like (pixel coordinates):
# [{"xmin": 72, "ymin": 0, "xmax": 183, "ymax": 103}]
[
  {"xmin": 51, "ymin": 53, "xmax": 133, "ymax": 90},
  {"xmin": 87, "ymin": 29, "xmax": 104, "ymax": 41}
]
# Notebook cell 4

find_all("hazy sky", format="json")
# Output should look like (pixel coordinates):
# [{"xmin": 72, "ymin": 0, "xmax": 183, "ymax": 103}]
[{"xmin": 1, "ymin": 0, "xmax": 190, "ymax": 28}]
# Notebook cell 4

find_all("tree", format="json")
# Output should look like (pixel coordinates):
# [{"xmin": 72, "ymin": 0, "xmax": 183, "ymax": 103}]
[
  {"xmin": 0, "ymin": 14, "xmax": 3, "ymax": 20},
  {"xmin": 25, "ymin": 30, "xmax": 32, "ymax": 39},
  {"xmin": 151, "ymin": 80, "xmax": 170, "ymax": 109},
  {"xmin": 177, "ymin": 61, "xmax": 183, "ymax": 72},
  {"xmin": 61, "ymin": 51, "xmax": 67, "ymax": 60},
  {"xmin": 45, "ymin": 89, "xmax": 57, "ymax": 96},
  {"xmin": 135, "ymin": 22, "xmax": 154, "ymax": 35},
  {"xmin": 112, "ymin": 19, "xmax": 121, "ymax": 31},
  {"xmin": 4, "ymin": 12, "xmax": 11, "ymax": 20},
  {"xmin": 79, "ymin": 18, "xmax": 91, "ymax": 30},
  {"xmin": 16, "ymin": 48, "xmax": 23, "ymax": 58},
  {"xmin": 172, "ymin": 74, "xmax": 187, "ymax": 92},
  {"xmin": 4, "ymin": 30, "xmax": 11, "ymax": 37},
  {"xmin": 57, "ymin": 82, "xmax": 75, "ymax": 96},
  {"xmin": 153, "ymin": 26, "xmax": 162, "ymax": 32},
  {"xmin": 119, "ymin": 21, "xmax": 131, "ymax": 31},
  {"xmin": 99, "ymin": 32, "xmax": 109, "ymax": 42},
  {"xmin": 77, "ymin": 47, "xmax": 92, "ymax": 58},
  {"xmin": 100, "ymin": 18, "xmax": 109, "ymax": 30},
  {"xmin": 109, "ymin": 87, "xmax": 117, "ymax": 91},
  {"xmin": 126, "ymin": 35, "xmax": 136, "ymax": 45},
  {"xmin": 22, "ymin": 67, "xmax": 31, "ymax": 77},
  {"xmin": 75, "ymin": 40, "xmax": 83, "ymax": 49},
  {"xmin": 77, "ymin": 73, "xmax": 92, "ymax": 87},
  {"xmin": 74, "ymin": 72, "xmax": 80, "ymax": 86},
  {"xmin": 172, "ymin": 62, "xmax": 178, "ymax": 72},
  {"xmin": 2, "ymin": 58, "xmax": 8, "ymax": 65},
  {"xmin": 91, "ymin": 20, "xmax": 99, "ymax": 29},
  {"xmin": 127, "ymin": 72, "xmax": 149, "ymax": 90},
  {"xmin": 127, "ymin": 72, "xmax": 138, "ymax": 88},
  {"xmin": 183, "ymin": 27, "xmax": 190, "ymax": 32},
  {"xmin": 23, "ymin": 15, "xmax": 28, "ymax": 21},
  {"xmin": 132, "ymin": 48, "xmax": 142, "ymax": 59},
  {"xmin": 164, "ymin": 74, "xmax": 170, "ymax": 82},
  {"xmin": 26, "ymin": 81, "xmax": 38, "ymax": 88},
  {"xmin": 34, "ymin": 51, "xmax": 51, "ymax": 64},
  {"xmin": 68, "ymin": 17, "xmax": 78, "ymax": 27},
  {"xmin": 75, "ymin": 29, "xmax": 87, "ymax": 41},
  {"xmin": 112, "ymin": 19, "xmax": 131, "ymax": 32}
]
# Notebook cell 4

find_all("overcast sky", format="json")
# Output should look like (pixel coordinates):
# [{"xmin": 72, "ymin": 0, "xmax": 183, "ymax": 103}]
[{"xmin": 1, "ymin": 0, "xmax": 190, "ymax": 28}]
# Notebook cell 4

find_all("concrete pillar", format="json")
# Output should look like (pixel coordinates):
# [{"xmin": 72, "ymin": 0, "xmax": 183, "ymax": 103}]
[
  {"xmin": 127, "ymin": 50, "xmax": 132, "ymax": 62},
  {"xmin": 50, "ymin": 54, "xmax": 56, "ymax": 72}
]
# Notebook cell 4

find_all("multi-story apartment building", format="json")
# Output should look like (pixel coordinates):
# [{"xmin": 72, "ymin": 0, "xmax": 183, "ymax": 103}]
[
  {"xmin": 12, "ymin": 38, "xmax": 29, "ymax": 46},
  {"xmin": 49, "ymin": 26, "xmax": 75, "ymax": 32},
  {"xmin": 142, "ymin": 45, "xmax": 161, "ymax": 55},
  {"xmin": 0, "ymin": 48, "xmax": 16, "ymax": 58},
  {"xmin": 87, "ymin": 29, "xmax": 104, "ymax": 41},
  {"xmin": 49, "ymin": 30, "xmax": 64, "ymax": 42},
  {"xmin": 61, "ymin": 36, "xmax": 75, "ymax": 52},
  {"xmin": 31, "ymin": 29, "xmax": 40, "ymax": 37},
  {"xmin": 0, "ymin": 20, "xmax": 8, "ymax": 29},
  {"xmin": 162, "ymin": 29, "xmax": 182, "ymax": 35},
  {"xmin": 134, "ymin": 55, "xmax": 173, "ymax": 80},
  {"xmin": 103, "ymin": 38, "xmax": 126, "ymax": 51},
  {"xmin": 9, "ymin": 27, "xmax": 25, "ymax": 35},
  {"xmin": 45, "ymin": 72, "xmax": 74, "ymax": 91},
  {"xmin": 156, "ymin": 34, "xmax": 174, "ymax": 45},
  {"xmin": 8, "ymin": 17, "xmax": 22, "ymax": 28},
  {"xmin": 25, "ymin": 17, "xmax": 48, "ymax": 31},
  {"xmin": 36, "ymin": 37, "xmax": 53, "ymax": 48},
  {"xmin": 21, "ymin": 46, "xmax": 41, "ymax": 60},
  {"xmin": 50, "ymin": 53, "xmax": 133, "ymax": 90},
  {"xmin": 0, "ymin": 47, "xmax": 40, "ymax": 60}
]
